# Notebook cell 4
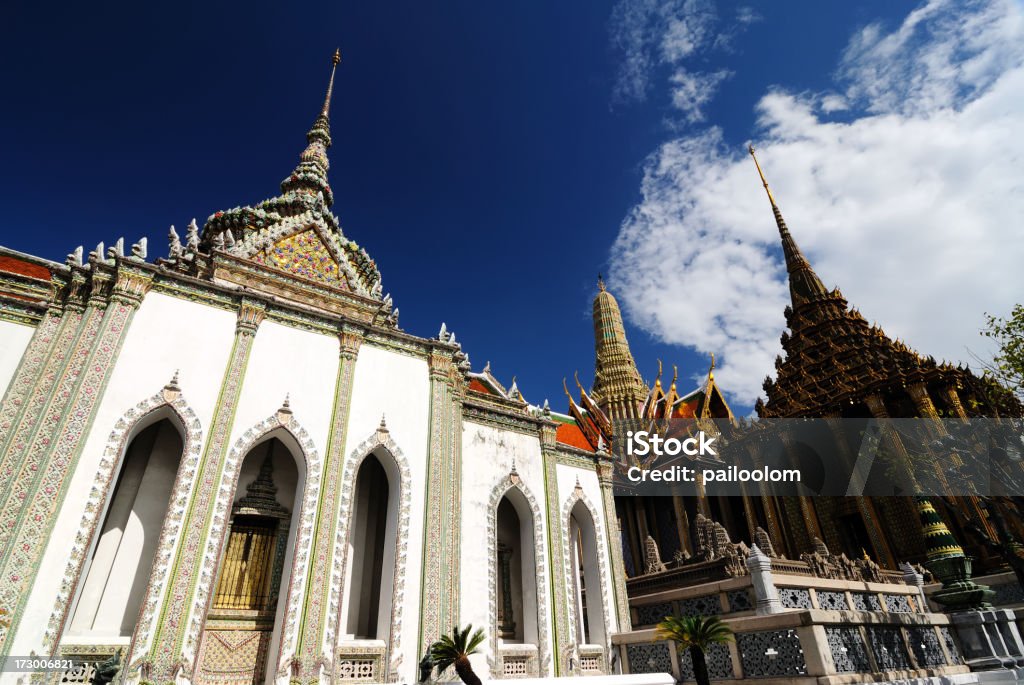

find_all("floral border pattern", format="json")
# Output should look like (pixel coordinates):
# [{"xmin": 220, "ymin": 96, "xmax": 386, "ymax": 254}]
[
  {"xmin": 43, "ymin": 386, "xmax": 204, "ymax": 663},
  {"xmin": 486, "ymin": 474, "xmax": 550, "ymax": 679},
  {"xmin": 561, "ymin": 487, "xmax": 613, "ymax": 668},
  {"xmin": 182, "ymin": 411, "xmax": 321, "ymax": 679},
  {"xmin": 328, "ymin": 422, "xmax": 412, "ymax": 682}
]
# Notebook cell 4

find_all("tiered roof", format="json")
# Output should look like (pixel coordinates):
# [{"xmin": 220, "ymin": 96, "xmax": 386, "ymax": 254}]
[{"xmin": 748, "ymin": 146, "xmax": 1020, "ymax": 418}]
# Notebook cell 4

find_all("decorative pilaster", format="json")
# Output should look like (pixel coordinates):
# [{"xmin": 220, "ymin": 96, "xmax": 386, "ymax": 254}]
[
  {"xmin": 417, "ymin": 348, "xmax": 463, "ymax": 660},
  {"xmin": 0, "ymin": 274, "xmax": 71, "ymax": 452},
  {"xmin": 821, "ymin": 413, "xmax": 896, "ymax": 568},
  {"xmin": 596, "ymin": 461, "xmax": 631, "ymax": 634},
  {"xmin": 0, "ymin": 266, "xmax": 151, "ymax": 656},
  {"xmin": 540, "ymin": 422, "xmax": 570, "ymax": 675},
  {"xmin": 943, "ymin": 386, "xmax": 969, "ymax": 420},
  {"xmin": 295, "ymin": 324, "xmax": 363, "ymax": 682},
  {"xmin": 148, "ymin": 298, "xmax": 265, "ymax": 681}
]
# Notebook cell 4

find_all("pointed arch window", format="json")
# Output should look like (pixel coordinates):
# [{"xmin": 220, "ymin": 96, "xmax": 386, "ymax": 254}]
[{"xmin": 68, "ymin": 417, "xmax": 184, "ymax": 638}]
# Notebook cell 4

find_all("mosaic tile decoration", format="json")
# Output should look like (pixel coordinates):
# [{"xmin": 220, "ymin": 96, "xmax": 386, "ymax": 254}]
[
  {"xmin": 486, "ymin": 474, "xmax": 551, "ymax": 678},
  {"xmin": 252, "ymin": 230, "xmax": 349, "ymax": 289}
]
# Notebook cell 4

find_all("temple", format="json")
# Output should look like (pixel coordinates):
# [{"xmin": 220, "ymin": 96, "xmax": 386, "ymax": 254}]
[
  {"xmin": 0, "ymin": 53, "xmax": 1023, "ymax": 685},
  {"xmin": 0, "ymin": 54, "xmax": 630, "ymax": 684}
]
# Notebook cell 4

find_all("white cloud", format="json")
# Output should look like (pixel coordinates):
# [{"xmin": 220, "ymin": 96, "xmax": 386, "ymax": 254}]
[
  {"xmin": 609, "ymin": 0, "xmax": 1024, "ymax": 407},
  {"xmin": 610, "ymin": 0, "xmax": 744, "ymax": 120},
  {"xmin": 670, "ymin": 69, "xmax": 732, "ymax": 123}
]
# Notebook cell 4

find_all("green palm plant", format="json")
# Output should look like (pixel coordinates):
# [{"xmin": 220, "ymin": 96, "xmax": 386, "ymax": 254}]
[
  {"xmin": 655, "ymin": 614, "xmax": 733, "ymax": 685},
  {"xmin": 429, "ymin": 624, "xmax": 486, "ymax": 685}
]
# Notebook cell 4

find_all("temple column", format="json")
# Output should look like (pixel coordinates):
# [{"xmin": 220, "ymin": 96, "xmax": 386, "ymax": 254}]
[
  {"xmin": 541, "ymin": 419, "xmax": 572, "ymax": 675},
  {"xmin": 597, "ymin": 460, "xmax": 631, "ymax": 634},
  {"xmin": 779, "ymin": 432, "xmax": 823, "ymax": 545},
  {"xmin": 417, "ymin": 346, "xmax": 463, "ymax": 665},
  {"xmin": 295, "ymin": 324, "xmax": 363, "ymax": 682},
  {"xmin": 822, "ymin": 412, "xmax": 896, "ymax": 568},
  {"xmin": 943, "ymin": 386, "xmax": 969, "ymax": 420},
  {"xmin": 673, "ymin": 496, "xmax": 691, "ymax": 555},
  {"xmin": 147, "ymin": 298, "xmax": 266, "ymax": 681},
  {"xmin": 745, "ymin": 445, "xmax": 784, "ymax": 554},
  {"xmin": 908, "ymin": 382, "xmax": 946, "ymax": 437}
]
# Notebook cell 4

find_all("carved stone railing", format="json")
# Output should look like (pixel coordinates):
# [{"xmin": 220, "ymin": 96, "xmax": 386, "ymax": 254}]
[{"xmin": 614, "ymin": 608, "xmax": 968, "ymax": 682}]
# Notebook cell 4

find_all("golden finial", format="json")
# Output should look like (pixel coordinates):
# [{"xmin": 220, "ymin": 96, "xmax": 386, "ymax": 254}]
[
  {"xmin": 597, "ymin": 273, "xmax": 606, "ymax": 292},
  {"xmin": 748, "ymin": 144, "xmax": 777, "ymax": 207},
  {"xmin": 708, "ymin": 353, "xmax": 716, "ymax": 382},
  {"xmin": 670, "ymin": 364, "xmax": 678, "ymax": 391},
  {"xmin": 321, "ymin": 48, "xmax": 342, "ymax": 118}
]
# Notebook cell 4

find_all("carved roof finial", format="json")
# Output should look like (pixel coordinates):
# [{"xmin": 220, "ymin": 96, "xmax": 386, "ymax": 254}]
[
  {"xmin": 597, "ymin": 273, "xmax": 606, "ymax": 292},
  {"xmin": 708, "ymin": 353, "xmax": 716, "ymax": 382},
  {"xmin": 166, "ymin": 369, "xmax": 181, "ymax": 392},
  {"xmin": 322, "ymin": 48, "xmax": 341, "ymax": 118},
  {"xmin": 379, "ymin": 413, "xmax": 388, "ymax": 431}
]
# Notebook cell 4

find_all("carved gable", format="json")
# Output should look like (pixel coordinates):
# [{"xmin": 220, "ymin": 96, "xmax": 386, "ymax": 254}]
[{"xmin": 251, "ymin": 229, "xmax": 349, "ymax": 290}]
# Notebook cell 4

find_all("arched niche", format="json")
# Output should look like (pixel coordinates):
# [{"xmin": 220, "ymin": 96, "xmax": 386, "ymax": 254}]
[
  {"xmin": 66, "ymin": 407, "xmax": 187, "ymax": 640},
  {"xmin": 195, "ymin": 422, "xmax": 313, "ymax": 685},
  {"xmin": 340, "ymin": 447, "xmax": 401, "ymax": 641}
]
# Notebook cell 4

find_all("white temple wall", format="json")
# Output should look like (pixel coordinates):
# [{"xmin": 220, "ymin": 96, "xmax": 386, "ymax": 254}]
[
  {"xmin": 229, "ymin": 319, "xmax": 339, "ymax": 452},
  {"xmin": 10, "ymin": 292, "xmax": 236, "ymax": 657},
  {"xmin": 0, "ymin": 319, "xmax": 34, "ymax": 397},
  {"xmin": 555, "ymin": 464, "xmax": 620, "ymax": 636},
  {"xmin": 338, "ymin": 343, "xmax": 430, "ymax": 679},
  {"xmin": 459, "ymin": 422, "xmax": 551, "ymax": 675}
]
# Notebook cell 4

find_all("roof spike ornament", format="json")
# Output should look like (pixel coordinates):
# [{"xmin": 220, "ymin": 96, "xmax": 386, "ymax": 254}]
[
  {"xmin": 747, "ymin": 144, "xmax": 828, "ymax": 306},
  {"xmin": 131, "ymin": 237, "xmax": 147, "ymax": 261},
  {"xmin": 168, "ymin": 226, "xmax": 182, "ymax": 258},
  {"xmin": 107, "ymin": 237, "xmax": 124, "ymax": 259},
  {"xmin": 90, "ymin": 242, "xmax": 105, "ymax": 262},
  {"xmin": 66, "ymin": 246, "xmax": 83, "ymax": 267},
  {"xmin": 186, "ymin": 220, "xmax": 200, "ymax": 250}
]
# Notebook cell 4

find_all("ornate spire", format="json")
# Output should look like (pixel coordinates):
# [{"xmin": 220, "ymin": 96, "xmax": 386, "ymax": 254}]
[
  {"xmin": 748, "ymin": 145, "xmax": 828, "ymax": 306},
  {"xmin": 280, "ymin": 50, "xmax": 342, "ymax": 206},
  {"xmin": 591, "ymin": 281, "xmax": 647, "ymax": 420}
]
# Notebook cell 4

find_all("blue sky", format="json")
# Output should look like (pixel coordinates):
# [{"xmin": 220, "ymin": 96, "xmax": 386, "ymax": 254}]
[{"xmin": 2, "ymin": 1, "xmax": 1021, "ymax": 415}]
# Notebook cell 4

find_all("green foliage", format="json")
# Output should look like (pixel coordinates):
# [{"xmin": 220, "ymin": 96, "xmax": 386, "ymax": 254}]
[
  {"xmin": 656, "ymin": 615, "xmax": 733, "ymax": 685},
  {"xmin": 429, "ymin": 624, "xmax": 486, "ymax": 685},
  {"xmin": 655, "ymin": 614, "xmax": 733, "ymax": 651},
  {"xmin": 982, "ymin": 304, "xmax": 1024, "ymax": 400}
]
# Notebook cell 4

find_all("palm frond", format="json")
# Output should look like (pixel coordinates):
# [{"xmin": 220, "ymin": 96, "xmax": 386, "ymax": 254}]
[{"xmin": 655, "ymin": 614, "xmax": 733, "ymax": 651}]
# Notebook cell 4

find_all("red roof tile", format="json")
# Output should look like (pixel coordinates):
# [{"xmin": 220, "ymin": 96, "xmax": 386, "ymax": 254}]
[
  {"xmin": 468, "ymin": 378, "xmax": 493, "ymax": 395},
  {"xmin": 0, "ymin": 256, "xmax": 50, "ymax": 281},
  {"xmin": 556, "ymin": 422, "xmax": 596, "ymax": 452}
]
